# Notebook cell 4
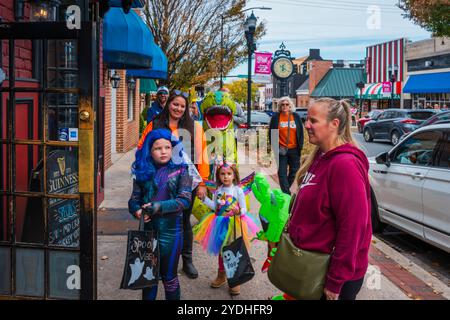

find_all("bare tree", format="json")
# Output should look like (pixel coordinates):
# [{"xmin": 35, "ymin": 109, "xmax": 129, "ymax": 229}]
[{"xmin": 143, "ymin": 0, "xmax": 266, "ymax": 89}]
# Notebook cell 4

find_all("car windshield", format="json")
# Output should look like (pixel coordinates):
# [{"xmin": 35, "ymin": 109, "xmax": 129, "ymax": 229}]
[
  {"xmin": 423, "ymin": 112, "xmax": 450, "ymax": 126},
  {"xmin": 407, "ymin": 112, "xmax": 435, "ymax": 120},
  {"xmin": 368, "ymin": 110, "xmax": 381, "ymax": 118}
]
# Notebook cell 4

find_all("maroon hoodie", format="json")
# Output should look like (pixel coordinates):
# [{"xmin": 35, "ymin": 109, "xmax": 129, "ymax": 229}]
[{"xmin": 288, "ymin": 143, "xmax": 372, "ymax": 295}]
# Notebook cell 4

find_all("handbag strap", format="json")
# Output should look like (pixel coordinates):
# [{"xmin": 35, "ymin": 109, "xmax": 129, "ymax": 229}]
[
  {"xmin": 139, "ymin": 209, "xmax": 145, "ymax": 232},
  {"xmin": 285, "ymin": 113, "xmax": 291, "ymax": 148}
]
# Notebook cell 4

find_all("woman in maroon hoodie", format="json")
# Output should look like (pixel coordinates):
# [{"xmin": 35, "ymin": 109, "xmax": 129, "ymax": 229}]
[{"xmin": 289, "ymin": 98, "xmax": 372, "ymax": 300}]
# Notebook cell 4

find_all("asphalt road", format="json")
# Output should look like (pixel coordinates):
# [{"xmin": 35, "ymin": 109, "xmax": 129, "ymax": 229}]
[{"xmin": 353, "ymin": 132, "xmax": 450, "ymax": 287}]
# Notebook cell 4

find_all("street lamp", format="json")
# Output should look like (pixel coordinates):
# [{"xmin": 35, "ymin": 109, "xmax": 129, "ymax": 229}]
[
  {"xmin": 245, "ymin": 12, "xmax": 257, "ymax": 129},
  {"xmin": 390, "ymin": 73, "xmax": 396, "ymax": 109},
  {"xmin": 356, "ymin": 81, "xmax": 365, "ymax": 118},
  {"xmin": 219, "ymin": 6, "xmax": 271, "ymax": 88},
  {"xmin": 110, "ymin": 71, "xmax": 121, "ymax": 89},
  {"xmin": 127, "ymin": 77, "xmax": 136, "ymax": 91}
]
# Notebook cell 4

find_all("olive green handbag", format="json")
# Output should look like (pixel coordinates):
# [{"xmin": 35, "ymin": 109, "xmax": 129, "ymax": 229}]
[{"xmin": 268, "ymin": 193, "xmax": 331, "ymax": 300}]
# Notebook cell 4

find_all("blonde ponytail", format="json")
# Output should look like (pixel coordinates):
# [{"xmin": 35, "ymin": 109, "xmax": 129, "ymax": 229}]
[{"xmin": 294, "ymin": 98, "xmax": 357, "ymax": 186}]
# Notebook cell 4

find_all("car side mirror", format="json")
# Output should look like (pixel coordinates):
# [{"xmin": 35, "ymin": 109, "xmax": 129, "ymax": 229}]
[{"xmin": 375, "ymin": 152, "xmax": 390, "ymax": 167}]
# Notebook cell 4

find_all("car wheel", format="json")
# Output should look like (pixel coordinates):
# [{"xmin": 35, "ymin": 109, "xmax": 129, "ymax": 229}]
[
  {"xmin": 357, "ymin": 123, "xmax": 362, "ymax": 133},
  {"xmin": 371, "ymin": 188, "xmax": 386, "ymax": 233},
  {"xmin": 391, "ymin": 130, "xmax": 400, "ymax": 146},
  {"xmin": 363, "ymin": 128, "xmax": 373, "ymax": 142}
]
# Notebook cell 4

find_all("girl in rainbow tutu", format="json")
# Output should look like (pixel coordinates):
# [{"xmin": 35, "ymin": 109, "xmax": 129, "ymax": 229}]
[{"xmin": 194, "ymin": 160, "xmax": 258, "ymax": 296}]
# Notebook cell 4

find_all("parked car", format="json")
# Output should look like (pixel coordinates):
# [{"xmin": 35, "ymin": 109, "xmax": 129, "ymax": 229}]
[
  {"xmin": 369, "ymin": 124, "xmax": 450, "ymax": 253},
  {"xmin": 264, "ymin": 110, "xmax": 275, "ymax": 117},
  {"xmin": 357, "ymin": 110, "xmax": 383, "ymax": 133},
  {"xmin": 295, "ymin": 108, "xmax": 308, "ymax": 123},
  {"xmin": 239, "ymin": 111, "xmax": 271, "ymax": 129},
  {"xmin": 363, "ymin": 109, "xmax": 436, "ymax": 145},
  {"xmin": 419, "ymin": 110, "xmax": 450, "ymax": 128}
]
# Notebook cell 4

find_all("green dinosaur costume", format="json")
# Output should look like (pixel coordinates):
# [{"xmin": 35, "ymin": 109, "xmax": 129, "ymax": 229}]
[
  {"xmin": 200, "ymin": 91, "xmax": 237, "ymax": 166},
  {"xmin": 251, "ymin": 173, "xmax": 290, "ymax": 243}
]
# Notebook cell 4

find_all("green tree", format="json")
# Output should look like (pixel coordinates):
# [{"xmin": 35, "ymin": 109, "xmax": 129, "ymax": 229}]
[
  {"xmin": 143, "ymin": 0, "xmax": 266, "ymax": 89},
  {"xmin": 225, "ymin": 79, "xmax": 258, "ymax": 105},
  {"xmin": 398, "ymin": 0, "xmax": 450, "ymax": 36}
]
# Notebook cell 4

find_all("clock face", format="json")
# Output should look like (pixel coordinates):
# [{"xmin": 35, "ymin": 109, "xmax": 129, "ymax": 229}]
[{"xmin": 272, "ymin": 57, "xmax": 294, "ymax": 79}]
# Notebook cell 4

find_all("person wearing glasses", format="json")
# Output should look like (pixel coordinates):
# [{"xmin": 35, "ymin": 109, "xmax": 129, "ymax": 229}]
[
  {"xmin": 147, "ymin": 86, "xmax": 170, "ymax": 124},
  {"xmin": 269, "ymin": 97, "xmax": 304, "ymax": 195},
  {"xmin": 138, "ymin": 90, "xmax": 209, "ymax": 279}
]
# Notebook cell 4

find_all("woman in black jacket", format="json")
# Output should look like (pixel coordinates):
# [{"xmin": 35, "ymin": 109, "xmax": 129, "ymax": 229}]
[{"xmin": 269, "ymin": 97, "xmax": 304, "ymax": 195}]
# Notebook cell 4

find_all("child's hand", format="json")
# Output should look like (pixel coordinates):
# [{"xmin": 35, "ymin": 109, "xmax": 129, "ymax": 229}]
[{"xmin": 197, "ymin": 186, "xmax": 207, "ymax": 200}]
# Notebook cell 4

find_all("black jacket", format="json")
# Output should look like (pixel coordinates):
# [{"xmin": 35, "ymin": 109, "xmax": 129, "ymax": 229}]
[{"xmin": 269, "ymin": 112, "xmax": 304, "ymax": 155}]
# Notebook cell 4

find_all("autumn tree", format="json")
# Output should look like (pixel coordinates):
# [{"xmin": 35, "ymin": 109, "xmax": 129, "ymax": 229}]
[
  {"xmin": 143, "ymin": 0, "xmax": 266, "ymax": 89},
  {"xmin": 225, "ymin": 79, "xmax": 258, "ymax": 104},
  {"xmin": 398, "ymin": 0, "xmax": 450, "ymax": 36}
]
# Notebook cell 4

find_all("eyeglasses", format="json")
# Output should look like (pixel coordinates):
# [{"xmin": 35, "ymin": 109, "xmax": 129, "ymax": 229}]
[
  {"xmin": 173, "ymin": 90, "xmax": 189, "ymax": 99},
  {"xmin": 280, "ymin": 103, "xmax": 290, "ymax": 106}
]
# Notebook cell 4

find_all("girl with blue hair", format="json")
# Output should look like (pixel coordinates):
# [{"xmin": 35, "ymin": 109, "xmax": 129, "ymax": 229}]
[{"xmin": 128, "ymin": 128, "xmax": 192, "ymax": 300}]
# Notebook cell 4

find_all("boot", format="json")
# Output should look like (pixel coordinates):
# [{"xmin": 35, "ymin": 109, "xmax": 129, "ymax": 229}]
[
  {"xmin": 229, "ymin": 285, "xmax": 240, "ymax": 296},
  {"xmin": 182, "ymin": 210, "xmax": 198, "ymax": 279},
  {"xmin": 210, "ymin": 271, "xmax": 227, "ymax": 288},
  {"xmin": 182, "ymin": 256, "xmax": 198, "ymax": 279}
]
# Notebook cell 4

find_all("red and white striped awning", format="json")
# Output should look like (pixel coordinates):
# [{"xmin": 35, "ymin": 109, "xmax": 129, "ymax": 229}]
[{"xmin": 355, "ymin": 82, "xmax": 401, "ymax": 99}]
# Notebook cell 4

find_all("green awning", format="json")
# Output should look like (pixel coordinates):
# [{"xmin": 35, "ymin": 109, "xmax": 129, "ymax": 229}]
[
  {"xmin": 311, "ymin": 68, "xmax": 365, "ymax": 98},
  {"xmin": 140, "ymin": 79, "xmax": 157, "ymax": 94}
]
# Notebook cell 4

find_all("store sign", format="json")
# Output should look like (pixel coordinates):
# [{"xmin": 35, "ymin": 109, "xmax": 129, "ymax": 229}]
[
  {"xmin": 382, "ymin": 82, "xmax": 392, "ymax": 93},
  {"xmin": 254, "ymin": 52, "xmax": 272, "ymax": 75}
]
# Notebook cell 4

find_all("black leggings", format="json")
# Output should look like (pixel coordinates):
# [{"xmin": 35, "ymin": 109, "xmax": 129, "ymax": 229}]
[{"xmin": 338, "ymin": 277, "xmax": 365, "ymax": 300}]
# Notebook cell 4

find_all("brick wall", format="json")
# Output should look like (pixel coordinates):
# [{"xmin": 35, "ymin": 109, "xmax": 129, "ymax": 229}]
[{"xmin": 309, "ymin": 60, "xmax": 333, "ymax": 93}]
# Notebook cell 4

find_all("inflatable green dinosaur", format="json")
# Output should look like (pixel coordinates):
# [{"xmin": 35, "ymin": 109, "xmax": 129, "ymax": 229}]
[
  {"xmin": 200, "ymin": 91, "xmax": 237, "ymax": 165},
  {"xmin": 252, "ymin": 173, "xmax": 291, "ymax": 243}
]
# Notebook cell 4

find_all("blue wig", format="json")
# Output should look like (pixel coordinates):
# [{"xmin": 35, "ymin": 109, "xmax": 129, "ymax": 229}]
[{"xmin": 131, "ymin": 128, "xmax": 184, "ymax": 183}]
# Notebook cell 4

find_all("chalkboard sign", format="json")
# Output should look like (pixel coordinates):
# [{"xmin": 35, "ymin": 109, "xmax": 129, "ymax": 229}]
[{"xmin": 46, "ymin": 150, "xmax": 80, "ymax": 248}]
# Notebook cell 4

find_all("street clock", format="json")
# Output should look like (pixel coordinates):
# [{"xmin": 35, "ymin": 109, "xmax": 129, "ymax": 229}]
[{"xmin": 272, "ymin": 57, "xmax": 294, "ymax": 80}]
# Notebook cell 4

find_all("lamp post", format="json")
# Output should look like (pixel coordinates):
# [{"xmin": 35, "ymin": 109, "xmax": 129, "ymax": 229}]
[
  {"xmin": 244, "ymin": 12, "xmax": 257, "ymax": 129},
  {"xmin": 356, "ymin": 81, "xmax": 365, "ymax": 118},
  {"xmin": 219, "ymin": 6, "xmax": 271, "ymax": 88},
  {"xmin": 390, "ymin": 73, "xmax": 396, "ymax": 109},
  {"xmin": 127, "ymin": 77, "xmax": 136, "ymax": 91}
]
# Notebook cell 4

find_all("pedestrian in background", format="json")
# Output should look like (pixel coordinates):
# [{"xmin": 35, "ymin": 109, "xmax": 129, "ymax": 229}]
[
  {"xmin": 139, "ymin": 91, "xmax": 210, "ymax": 279},
  {"xmin": 290, "ymin": 98, "xmax": 372, "ymax": 300},
  {"xmin": 269, "ymin": 97, "xmax": 303, "ymax": 195},
  {"xmin": 147, "ymin": 86, "xmax": 169, "ymax": 124},
  {"xmin": 128, "ymin": 128, "xmax": 192, "ymax": 300}
]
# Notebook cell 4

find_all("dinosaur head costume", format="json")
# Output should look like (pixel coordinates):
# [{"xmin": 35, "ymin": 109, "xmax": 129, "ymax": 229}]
[{"xmin": 200, "ymin": 91, "xmax": 238, "ymax": 166}]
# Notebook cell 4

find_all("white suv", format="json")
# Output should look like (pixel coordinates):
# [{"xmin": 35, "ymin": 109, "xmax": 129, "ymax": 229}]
[{"xmin": 369, "ymin": 124, "xmax": 450, "ymax": 253}]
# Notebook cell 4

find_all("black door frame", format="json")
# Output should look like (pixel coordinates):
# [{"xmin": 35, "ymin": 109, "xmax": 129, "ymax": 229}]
[{"xmin": 0, "ymin": 21, "xmax": 97, "ymax": 300}]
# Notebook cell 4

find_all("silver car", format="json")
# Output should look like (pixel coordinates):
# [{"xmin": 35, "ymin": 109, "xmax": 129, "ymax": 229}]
[{"xmin": 369, "ymin": 124, "xmax": 450, "ymax": 253}]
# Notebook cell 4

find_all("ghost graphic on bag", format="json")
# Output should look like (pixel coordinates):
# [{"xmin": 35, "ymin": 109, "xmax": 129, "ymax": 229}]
[
  {"xmin": 143, "ymin": 266, "xmax": 155, "ymax": 281},
  {"xmin": 128, "ymin": 257, "xmax": 145, "ymax": 286},
  {"xmin": 223, "ymin": 250, "xmax": 242, "ymax": 279}
]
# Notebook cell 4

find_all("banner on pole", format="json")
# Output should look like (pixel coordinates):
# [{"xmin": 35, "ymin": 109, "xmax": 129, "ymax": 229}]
[{"xmin": 254, "ymin": 52, "xmax": 272, "ymax": 75}]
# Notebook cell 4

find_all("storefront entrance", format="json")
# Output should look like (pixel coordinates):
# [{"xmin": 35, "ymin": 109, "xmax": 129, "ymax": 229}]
[{"xmin": 0, "ymin": 21, "xmax": 97, "ymax": 299}]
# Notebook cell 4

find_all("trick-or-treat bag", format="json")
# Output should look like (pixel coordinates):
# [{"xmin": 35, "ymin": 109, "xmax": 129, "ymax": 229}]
[{"xmin": 120, "ymin": 212, "xmax": 159, "ymax": 290}]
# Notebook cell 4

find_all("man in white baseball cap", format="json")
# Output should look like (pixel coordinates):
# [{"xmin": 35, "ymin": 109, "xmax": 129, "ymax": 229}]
[{"xmin": 147, "ymin": 86, "xmax": 169, "ymax": 123}]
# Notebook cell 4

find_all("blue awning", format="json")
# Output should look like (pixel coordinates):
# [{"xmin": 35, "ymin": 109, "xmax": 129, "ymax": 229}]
[
  {"xmin": 103, "ymin": 7, "xmax": 154, "ymax": 69},
  {"xmin": 403, "ymin": 72, "xmax": 450, "ymax": 93},
  {"xmin": 126, "ymin": 44, "xmax": 168, "ymax": 80}
]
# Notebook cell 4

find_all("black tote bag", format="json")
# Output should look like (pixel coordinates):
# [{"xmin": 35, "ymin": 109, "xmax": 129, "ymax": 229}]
[
  {"xmin": 120, "ymin": 213, "xmax": 159, "ymax": 290},
  {"xmin": 221, "ymin": 217, "xmax": 255, "ymax": 288}
]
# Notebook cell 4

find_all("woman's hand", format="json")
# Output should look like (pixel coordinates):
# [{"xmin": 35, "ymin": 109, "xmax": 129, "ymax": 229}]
[
  {"xmin": 135, "ymin": 204, "xmax": 152, "ymax": 222},
  {"xmin": 197, "ymin": 186, "xmax": 207, "ymax": 200},
  {"xmin": 324, "ymin": 288, "xmax": 339, "ymax": 300}
]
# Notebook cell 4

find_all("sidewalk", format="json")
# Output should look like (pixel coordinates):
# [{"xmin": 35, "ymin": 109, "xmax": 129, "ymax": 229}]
[{"xmin": 97, "ymin": 148, "xmax": 447, "ymax": 300}]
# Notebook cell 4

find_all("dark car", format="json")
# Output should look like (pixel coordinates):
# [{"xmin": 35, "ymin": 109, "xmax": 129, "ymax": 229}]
[
  {"xmin": 295, "ymin": 108, "xmax": 308, "ymax": 123},
  {"xmin": 419, "ymin": 110, "xmax": 450, "ymax": 128},
  {"xmin": 240, "ymin": 111, "xmax": 271, "ymax": 129},
  {"xmin": 363, "ymin": 109, "xmax": 437, "ymax": 145},
  {"xmin": 357, "ymin": 110, "xmax": 383, "ymax": 133}
]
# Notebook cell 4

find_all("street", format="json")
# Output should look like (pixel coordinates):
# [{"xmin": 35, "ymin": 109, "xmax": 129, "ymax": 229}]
[{"xmin": 354, "ymin": 132, "xmax": 450, "ymax": 289}]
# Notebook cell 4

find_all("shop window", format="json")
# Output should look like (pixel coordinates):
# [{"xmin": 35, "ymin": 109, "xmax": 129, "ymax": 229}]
[{"xmin": 128, "ymin": 89, "xmax": 134, "ymax": 121}]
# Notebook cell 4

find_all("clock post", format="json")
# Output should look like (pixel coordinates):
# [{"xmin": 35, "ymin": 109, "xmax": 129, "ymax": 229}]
[{"xmin": 271, "ymin": 43, "xmax": 294, "ymax": 99}]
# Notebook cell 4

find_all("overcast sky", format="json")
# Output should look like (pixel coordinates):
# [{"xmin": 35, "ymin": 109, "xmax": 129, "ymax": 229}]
[{"xmin": 227, "ymin": 0, "xmax": 431, "ymax": 79}]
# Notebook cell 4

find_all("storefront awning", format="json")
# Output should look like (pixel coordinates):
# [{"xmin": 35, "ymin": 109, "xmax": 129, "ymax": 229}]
[
  {"xmin": 126, "ymin": 44, "xmax": 168, "ymax": 80},
  {"xmin": 139, "ymin": 79, "xmax": 157, "ymax": 94},
  {"xmin": 355, "ymin": 82, "xmax": 401, "ymax": 100},
  {"xmin": 403, "ymin": 72, "xmax": 450, "ymax": 94},
  {"xmin": 103, "ymin": 7, "xmax": 155, "ymax": 69}
]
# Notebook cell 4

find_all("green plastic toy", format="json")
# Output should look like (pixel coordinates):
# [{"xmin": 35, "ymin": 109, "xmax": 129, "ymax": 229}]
[{"xmin": 251, "ymin": 173, "xmax": 290, "ymax": 243}]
